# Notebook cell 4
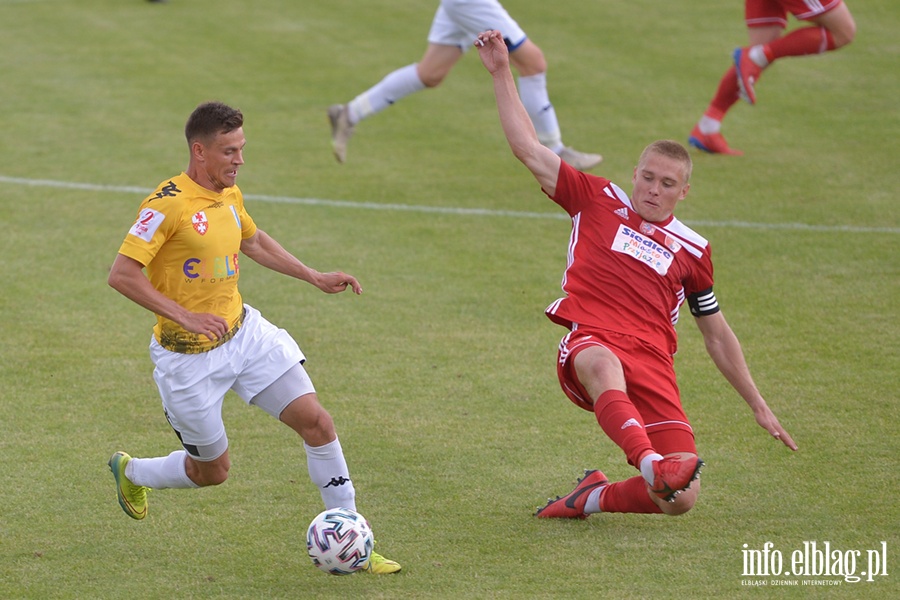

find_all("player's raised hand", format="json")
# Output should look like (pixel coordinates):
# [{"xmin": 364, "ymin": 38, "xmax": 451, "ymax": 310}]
[{"xmin": 475, "ymin": 30, "xmax": 509, "ymax": 74}]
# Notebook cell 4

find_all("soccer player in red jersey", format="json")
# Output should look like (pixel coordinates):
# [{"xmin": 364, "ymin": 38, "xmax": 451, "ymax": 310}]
[
  {"xmin": 689, "ymin": 0, "xmax": 856, "ymax": 155},
  {"xmin": 476, "ymin": 30, "xmax": 797, "ymax": 518}
]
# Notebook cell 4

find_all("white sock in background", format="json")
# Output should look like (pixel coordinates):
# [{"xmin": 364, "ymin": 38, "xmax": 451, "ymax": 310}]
[
  {"xmin": 518, "ymin": 72, "xmax": 563, "ymax": 151},
  {"xmin": 348, "ymin": 63, "xmax": 426, "ymax": 124}
]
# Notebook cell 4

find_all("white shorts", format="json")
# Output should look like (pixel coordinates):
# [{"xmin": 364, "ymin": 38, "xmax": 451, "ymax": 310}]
[
  {"xmin": 428, "ymin": 0, "xmax": 527, "ymax": 51},
  {"xmin": 149, "ymin": 304, "xmax": 314, "ymax": 460}
]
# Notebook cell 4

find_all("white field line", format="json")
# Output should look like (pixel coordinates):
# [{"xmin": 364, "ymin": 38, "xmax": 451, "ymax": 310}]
[{"xmin": 2, "ymin": 174, "xmax": 897, "ymax": 234}]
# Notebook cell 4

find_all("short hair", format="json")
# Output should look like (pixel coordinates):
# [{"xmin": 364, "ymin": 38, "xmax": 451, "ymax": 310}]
[
  {"xmin": 184, "ymin": 101, "xmax": 244, "ymax": 145},
  {"xmin": 638, "ymin": 140, "xmax": 692, "ymax": 183}
]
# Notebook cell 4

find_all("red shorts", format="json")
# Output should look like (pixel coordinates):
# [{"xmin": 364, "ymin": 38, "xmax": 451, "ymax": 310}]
[
  {"xmin": 557, "ymin": 327, "xmax": 696, "ymax": 455},
  {"xmin": 746, "ymin": 0, "xmax": 844, "ymax": 28}
]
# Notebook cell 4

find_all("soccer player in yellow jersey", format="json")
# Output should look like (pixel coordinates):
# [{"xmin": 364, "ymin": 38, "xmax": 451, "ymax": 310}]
[{"xmin": 107, "ymin": 101, "xmax": 400, "ymax": 574}]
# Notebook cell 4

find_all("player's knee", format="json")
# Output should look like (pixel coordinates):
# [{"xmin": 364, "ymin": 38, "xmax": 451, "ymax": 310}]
[
  {"xmin": 188, "ymin": 458, "xmax": 230, "ymax": 487},
  {"xmin": 510, "ymin": 41, "xmax": 547, "ymax": 76},
  {"xmin": 833, "ymin": 22, "xmax": 856, "ymax": 48},
  {"xmin": 576, "ymin": 347, "xmax": 625, "ymax": 390},
  {"xmin": 282, "ymin": 395, "xmax": 336, "ymax": 446},
  {"xmin": 415, "ymin": 64, "xmax": 447, "ymax": 88},
  {"xmin": 307, "ymin": 408, "xmax": 336, "ymax": 441},
  {"xmin": 822, "ymin": 11, "xmax": 856, "ymax": 48},
  {"xmin": 200, "ymin": 468, "xmax": 229, "ymax": 487},
  {"xmin": 662, "ymin": 495, "xmax": 696, "ymax": 516},
  {"xmin": 419, "ymin": 73, "xmax": 445, "ymax": 88},
  {"xmin": 659, "ymin": 486, "xmax": 699, "ymax": 516},
  {"xmin": 653, "ymin": 471, "xmax": 700, "ymax": 516}
]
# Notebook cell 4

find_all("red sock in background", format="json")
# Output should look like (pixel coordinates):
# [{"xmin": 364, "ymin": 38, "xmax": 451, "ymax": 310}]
[
  {"xmin": 599, "ymin": 476, "xmax": 662, "ymax": 514},
  {"xmin": 593, "ymin": 390, "xmax": 655, "ymax": 467},
  {"xmin": 765, "ymin": 26, "xmax": 836, "ymax": 61},
  {"xmin": 705, "ymin": 65, "xmax": 741, "ymax": 121}
]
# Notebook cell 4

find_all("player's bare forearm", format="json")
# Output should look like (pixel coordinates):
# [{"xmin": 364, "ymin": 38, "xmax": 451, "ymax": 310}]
[
  {"xmin": 476, "ymin": 29, "xmax": 560, "ymax": 194},
  {"xmin": 240, "ymin": 230, "xmax": 362, "ymax": 295},
  {"xmin": 241, "ymin": 229, "xmax": 316, "ymax": 281},
  {"xmin": 696, "ymin": 312, "xmax": 797, "ymax": 450}
]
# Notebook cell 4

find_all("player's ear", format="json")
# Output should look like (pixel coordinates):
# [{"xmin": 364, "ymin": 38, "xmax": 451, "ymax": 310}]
[{"xmin": 191, "ymin": 140, "xmax": 206, "ymax": 162}]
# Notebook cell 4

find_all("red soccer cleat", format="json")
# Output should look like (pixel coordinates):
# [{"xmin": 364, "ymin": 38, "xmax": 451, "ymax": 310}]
[
  {"xmin": 688, "ymin": 125, "xmax": 743, "ymax": 156},
  {"xmin": 649, "ymin": 456, "xmax": 704, "ymax": 503},
  {"xmin": 535, "ymin": 470, "xmax": 609, "ymax": 519},
  {"xmin": 733, "ymin": 47, "xmax": 762, "ymax": 105}
]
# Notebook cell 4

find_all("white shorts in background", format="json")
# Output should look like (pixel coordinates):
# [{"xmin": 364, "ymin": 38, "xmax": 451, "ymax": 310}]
[
  {"xmin": 428, "ymin": 0, "xmax": 527, "ymax": 51},
  {"xmin": 149, "ymin": 304, "xmax": 313, "ymax": 457}
]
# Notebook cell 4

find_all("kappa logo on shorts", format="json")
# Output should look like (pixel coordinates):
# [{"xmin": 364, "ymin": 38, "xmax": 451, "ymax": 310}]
[{"xmin": 191, "ymin": 211, "xmax": 209, "ymax": 235}]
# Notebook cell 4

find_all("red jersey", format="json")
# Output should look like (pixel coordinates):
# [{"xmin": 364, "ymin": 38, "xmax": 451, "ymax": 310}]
[{"xmin": 544, "ymin": 162, "xmax": 717, "ymax": 356}]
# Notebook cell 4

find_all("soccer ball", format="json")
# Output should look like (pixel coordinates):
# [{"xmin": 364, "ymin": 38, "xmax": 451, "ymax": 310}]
[{"xmin": 306, "ymin": 507, "xmax": 374, "ymax": 575}]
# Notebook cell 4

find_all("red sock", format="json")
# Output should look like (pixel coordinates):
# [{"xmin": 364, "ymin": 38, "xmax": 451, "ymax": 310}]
[
  {"xmin": 705, "ymin": 65, "xmax": 740, "ymax": 121},
  {"xmin": 599, "ymin": 475, "xmax": 662, "ymax": 514},
  {"xmin": 765, "ymin": 26, "xmax": 836, "ymax": 62},
  {"xmin": 593, "ymin": 390, "xmax": 655, "ymax": 467}
]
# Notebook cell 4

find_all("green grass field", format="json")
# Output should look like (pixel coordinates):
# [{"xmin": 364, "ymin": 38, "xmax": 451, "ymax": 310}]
[{"xmin": 1, "ymin": 0, "xmax": 898, "ymax": 598}]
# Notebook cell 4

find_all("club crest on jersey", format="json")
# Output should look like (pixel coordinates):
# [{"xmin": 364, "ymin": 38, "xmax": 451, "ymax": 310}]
[
  {"xmin": 665, "ymin": 235, "xmax": 682, "ymax": 253},
  {"xmin": 640, "ymin": 221, "xmax": 656, "ymax": 235},
  {"xmin": 192, "ymin": 211, "xmax": 209, "ymax": 235}
]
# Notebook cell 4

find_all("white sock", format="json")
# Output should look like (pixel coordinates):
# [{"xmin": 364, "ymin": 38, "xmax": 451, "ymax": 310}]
[
  {"xmin": 698, "ymin": 115, "xmax": 721, "ymax": 135},
  {"xmin": 347, "ymin": 63, "xmax": 425, "ymax": 124},
  {"xmin": 518, "ymin": 73, "xmax": 563, "ymax": 151},
  {"xmin": 639, "ymin": 453, "xmax": 665, "ymax": 486},
  {"xmin": 305, "ymin": 438, "xmax": 356, "ymax": 511},
  {"xmin": 584, "ymin": 485, "xmax": 607, "ymax": 514},
  {"xmin": 748, "ymin": 45, "xmax": 769, "ymax": 68},
  {"xmin": 128, "ymin": 451, "xmax": 198, "ymax": 489}
]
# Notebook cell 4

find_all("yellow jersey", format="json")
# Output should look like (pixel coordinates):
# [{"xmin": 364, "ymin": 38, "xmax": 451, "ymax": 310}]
[{"xmin": 118, "ymin": 173, "xmax": 257, "ymax": 353}]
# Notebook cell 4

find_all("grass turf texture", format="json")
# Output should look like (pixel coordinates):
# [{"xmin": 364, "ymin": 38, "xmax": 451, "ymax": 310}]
[{"xmin": 1, "ymin": 0, "xmax": 898, "ymax": 598}]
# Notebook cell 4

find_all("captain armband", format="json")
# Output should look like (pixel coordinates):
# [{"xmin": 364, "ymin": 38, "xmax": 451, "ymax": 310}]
[{"xmin": 688, "ymin": 287, "xmax": 720, "ymax": 317}]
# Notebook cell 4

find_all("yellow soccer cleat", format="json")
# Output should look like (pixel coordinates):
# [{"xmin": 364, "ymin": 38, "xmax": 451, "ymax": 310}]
[
  {"xmin": 363, "ymin": 545, "xmax": 402, "ymax": 575},
  {"xmin": 108, "ymin": 451, "xmax": 150, "ymax": 520}
]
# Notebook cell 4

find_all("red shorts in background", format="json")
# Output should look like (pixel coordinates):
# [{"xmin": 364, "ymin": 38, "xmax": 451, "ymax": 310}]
[{"xmin": 746, "ymin": 0, "xmax": 844, "ymax": 28}]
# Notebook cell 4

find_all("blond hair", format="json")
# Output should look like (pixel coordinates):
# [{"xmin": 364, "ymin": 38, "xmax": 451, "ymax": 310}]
[{"xmin": 638, "ymin": 140, "xmax": 692, "ymax": 183}]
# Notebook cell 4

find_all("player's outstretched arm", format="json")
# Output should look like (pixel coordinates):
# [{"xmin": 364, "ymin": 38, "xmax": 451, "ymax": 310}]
[
  {"xmin": 240, "ymin": 229, "xmax": 362, "ymax": 295},
  {"xmin": 695, "ymin": 311, "xmax": 798, "ymax": 451},
  {"xmin": 475, "ymin": 30, "xmax": 560, "ymax": 195}
]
